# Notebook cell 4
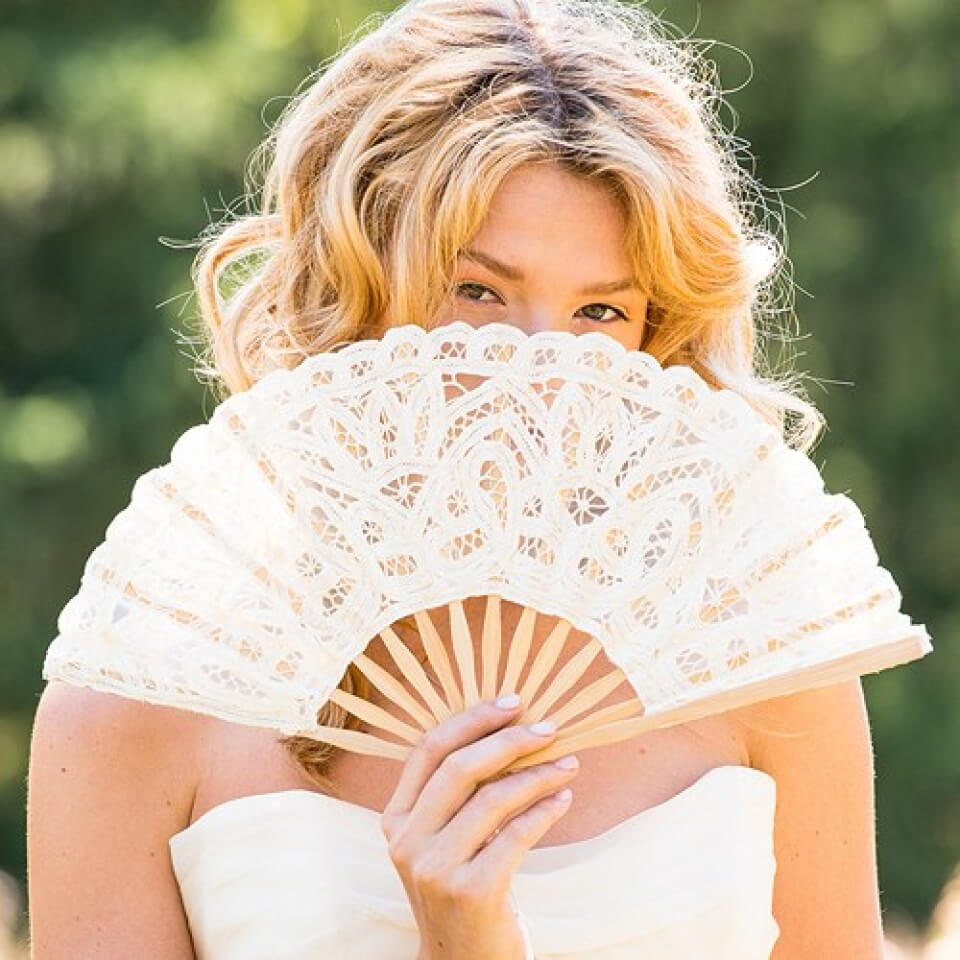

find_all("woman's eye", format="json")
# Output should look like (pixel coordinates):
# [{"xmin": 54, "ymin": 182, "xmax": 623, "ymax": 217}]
[
  {"xmin": 455, "ymin": 283, "xmax": 626, "ymax": 323},
  {"xmin": 456, "ymin": 282, "xmax": 496, "ymax": 303},
  {"xmin": 578, "ymin": 303, "xmax": 625, "ymax": 323}
]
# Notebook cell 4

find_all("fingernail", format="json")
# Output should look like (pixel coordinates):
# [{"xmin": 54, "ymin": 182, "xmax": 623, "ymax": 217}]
[
  {"xmin": 495, "ymin": 693, "xmax": 521, "ymax": 709},
  {"xmin": 554, "ymin": 754, "xmax": 579, "ymax": 770},
  {"xmin": 528, "ymin": 719, "xmax": 556, "ymax": 736}
]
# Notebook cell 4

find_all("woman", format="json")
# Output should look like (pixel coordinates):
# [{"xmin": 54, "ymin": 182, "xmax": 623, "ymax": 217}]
[{"xmin": 27, "ymin": 0, "xmax": 886, "ymax": 956}]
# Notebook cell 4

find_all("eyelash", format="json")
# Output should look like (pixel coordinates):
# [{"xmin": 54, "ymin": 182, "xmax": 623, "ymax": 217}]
[{"xmin": 454, "ymin": 282, "xmax": 629, "ymax": 324}]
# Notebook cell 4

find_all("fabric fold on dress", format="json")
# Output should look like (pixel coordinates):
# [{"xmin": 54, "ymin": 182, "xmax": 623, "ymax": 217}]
[{"xmin": 169, "ymin": 764, "xmax": 780, "ymax": 959}]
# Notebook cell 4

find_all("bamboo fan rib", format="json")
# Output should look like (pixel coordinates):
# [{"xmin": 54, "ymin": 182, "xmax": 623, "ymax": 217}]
[
  {"xmin": 319, "ymin": 595, "xmax": 640, "ymax": 770},
  {"xmin": 307, "ymin": 592, "xmax": 927, "ymax": 775}
]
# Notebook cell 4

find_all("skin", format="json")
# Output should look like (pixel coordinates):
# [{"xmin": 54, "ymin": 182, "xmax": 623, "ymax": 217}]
[
  {"xmin": 433, "ymin": 162, "xmax": 649, "ymax": 346},
  {"xmin": 378, "ymin": 161, "xmax": 652, "ymax": 960}
]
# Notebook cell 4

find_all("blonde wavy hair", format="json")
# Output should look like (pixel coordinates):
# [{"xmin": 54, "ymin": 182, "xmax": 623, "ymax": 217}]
[{"xmin": 182, "ymin": 0, "xmax": 826, "ymax": 791}]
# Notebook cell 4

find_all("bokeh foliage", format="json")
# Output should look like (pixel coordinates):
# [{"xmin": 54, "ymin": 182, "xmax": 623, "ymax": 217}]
[{"xmin": 1, "ymin": 0, "xmax": 956, "ymax": 944}]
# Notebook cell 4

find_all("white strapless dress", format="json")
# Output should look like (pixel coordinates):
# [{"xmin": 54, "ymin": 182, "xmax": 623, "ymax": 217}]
[{"xmin": 168, "ymin": 764, "xmax": 780, "ymax": 958}]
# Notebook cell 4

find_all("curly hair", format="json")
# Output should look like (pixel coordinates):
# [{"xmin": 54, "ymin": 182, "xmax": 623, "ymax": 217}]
[{"xmin": 182, "ymin": 0, "xmax": 825, "ymax": 790}]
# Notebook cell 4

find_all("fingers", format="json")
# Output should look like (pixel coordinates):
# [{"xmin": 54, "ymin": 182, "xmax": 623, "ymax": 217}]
[
  {"xmin": 470, "ymin": 779, "xmax": 574, "ymax": 879},
  {"xmin": 381, "ymin": 696, "xmax": 526, "ymax": 834},
  {"xmin": 438, "ymin": 750, "xmax": 580, "ymax": 865},
  {"xmin": 412, "ymin": 713, "xmax": 564, "ymax": 840},
  {"xmin": 380, "ymin": 695, "xmax": 581, "ymax": 938}
]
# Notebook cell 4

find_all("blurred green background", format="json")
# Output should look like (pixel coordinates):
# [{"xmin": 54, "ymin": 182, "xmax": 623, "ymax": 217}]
[{"xmin": 1, "ymin": 0, "xmax": 956, "ymax": 950}]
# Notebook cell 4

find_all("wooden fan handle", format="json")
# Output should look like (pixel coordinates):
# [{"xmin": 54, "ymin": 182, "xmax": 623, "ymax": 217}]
[
  {"xmin": 295, "ymin": 631, "xmax": 927, "ymax": 770},
  {"xmin": 506, "ymin": 630, "xmax": 931, "ymax": 771}
]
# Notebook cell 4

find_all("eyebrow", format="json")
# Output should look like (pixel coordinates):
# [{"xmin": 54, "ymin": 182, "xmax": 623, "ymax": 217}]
[{"xmin": 459, "ymin": 247, "xmax": 641, "ymax": 296}]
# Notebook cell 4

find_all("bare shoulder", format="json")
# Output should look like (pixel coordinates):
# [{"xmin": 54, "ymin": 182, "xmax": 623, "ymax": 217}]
[
  {"xmin": 734, "ymin": 678, "xmax": 885, "ymax": 958},
  {"xmin": 30, "ymin": 680, "xmax": 204, "ymax": 818},
  {"xmin": 730, "ymin": 676, "xmax": 872, "ymax": 754},
  {"xmin": 734, "ymin": 677, "xmax": 876, "ymax": 787},
  {"xmin": 27, "ymin": 681, "xmax": 205, "ymax": 957}
]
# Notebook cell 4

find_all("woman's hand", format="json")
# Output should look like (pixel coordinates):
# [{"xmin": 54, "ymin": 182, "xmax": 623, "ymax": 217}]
[{"xmin": 380, "ymin": 695, "xmax": 580, "ymax": 960}]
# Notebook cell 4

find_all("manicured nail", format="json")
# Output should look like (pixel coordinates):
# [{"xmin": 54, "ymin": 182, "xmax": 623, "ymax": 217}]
[
  {"xmin": 528, "ymin": 719, "xmax": 556, "ymax": 736},
  {"xmin": 495, "ymin": 693, "xmax": 522, "ymax": 709}
]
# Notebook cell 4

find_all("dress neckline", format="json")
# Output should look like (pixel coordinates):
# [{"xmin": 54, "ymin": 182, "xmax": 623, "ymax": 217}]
[{"xmin": 170, "ymin": 763, "xmax": 775, "ymax": 870}]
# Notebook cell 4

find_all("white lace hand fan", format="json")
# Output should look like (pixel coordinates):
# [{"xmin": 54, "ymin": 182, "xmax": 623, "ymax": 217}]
[{"xmin": 42, "ymin": 321, "xmax": 931, "ymax": 773}]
